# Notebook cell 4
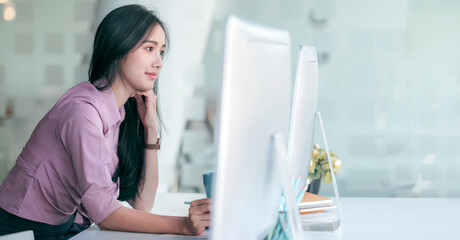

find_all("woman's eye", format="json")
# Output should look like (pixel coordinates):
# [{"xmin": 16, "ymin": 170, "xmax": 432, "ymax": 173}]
[
  {"xmin": 160, "ymin": 51, "xmax": 165, "ymax": 57},
  {"xmin": 146, "ymin": 47, "xmax": 153, "ymax": 51}
]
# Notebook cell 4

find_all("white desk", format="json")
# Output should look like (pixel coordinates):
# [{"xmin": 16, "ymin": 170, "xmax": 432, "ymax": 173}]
[
  {"xmin": 71, "ymin": 193, "xmax": 460, "ymax": 240},
  {"xmin": 71, "ymin": 193, "xmax": 208, "ymax": 240}
]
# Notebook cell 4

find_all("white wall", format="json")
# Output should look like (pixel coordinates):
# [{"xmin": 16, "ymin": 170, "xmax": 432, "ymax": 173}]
[
  {"xmin": 1, "ymin": 0, "xmax": 459, "ymax": 197},
  {"xmin": 201, "ymin": 0, "xmax": 460, "ymax": 197},
  {"xmin": 0, "ymin": 0, "xmax": 96, "ymax": 182}
]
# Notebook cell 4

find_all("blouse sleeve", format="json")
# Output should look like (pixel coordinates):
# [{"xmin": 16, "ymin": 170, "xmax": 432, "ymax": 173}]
[{"xmin": 59, "ymin": 102, "xmax": 123, "ymax": 224}]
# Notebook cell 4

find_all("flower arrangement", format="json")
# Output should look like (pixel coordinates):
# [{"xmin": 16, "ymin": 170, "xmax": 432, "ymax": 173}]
[{"xmin": 308, "ymin": 144, "xmax": 342, "ymax": 184}]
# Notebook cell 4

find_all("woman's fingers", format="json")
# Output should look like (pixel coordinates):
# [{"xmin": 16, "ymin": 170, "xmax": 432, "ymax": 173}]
[
  {"xmin": 190, "ymin": 198, "xmax": 211, "ymax": 206},
  {"xmin": 185, "ymin": 212, "xmax": 208, "ymax": 235},
  {"xmin": 188, "ymin": 213, "xmax": 211, "ymax": 232},
  {"xmin": 189, "ymin": 199, "xmax": 211, "ymax": 214},
  {"xmin": 189, "ymin": 205, "xmax": 211, "ymax": 215},
  {"xmin": 189, "ymin": 212, "xmax": 211, "ymax": 222},
  {"xmin": 135, "ymin": 91, "xmax": 157, "ymax": 107},
  {"xmin": 133, "ymin": 93, "xmax": 144, "ymax": 106},
  {"xmin": 135, "ymin": 90, "xmax": 155, "ymax": 98},
  {"xmin": 187, "ymin": 198, "xmax": 212, "ymax": 232}
]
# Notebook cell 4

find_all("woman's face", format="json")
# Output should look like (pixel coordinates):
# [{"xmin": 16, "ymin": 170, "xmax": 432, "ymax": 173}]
[{"xmin": 121, "ymin": 24, "xmax": 166, "ymax": 93}]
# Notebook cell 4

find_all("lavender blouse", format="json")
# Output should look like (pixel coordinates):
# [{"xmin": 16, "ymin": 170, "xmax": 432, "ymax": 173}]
[{"xmin": 0, "ymin": 80, "xmax": 125, "ymax": 226}]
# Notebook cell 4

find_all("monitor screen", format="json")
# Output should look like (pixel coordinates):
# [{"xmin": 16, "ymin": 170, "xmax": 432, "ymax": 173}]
[
  {"xmin": 286, "ymin": 46, "xmax": 319, "ymax": 197},
  {"xmin": 210, "ymin": 16, "xmax": 292, "ymax": 240}
]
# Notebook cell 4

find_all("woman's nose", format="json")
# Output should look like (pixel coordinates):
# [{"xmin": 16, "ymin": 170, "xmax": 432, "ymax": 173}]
[{"xmin": 153, "ymin": 53, "xmax": 163, "ymax": 69}]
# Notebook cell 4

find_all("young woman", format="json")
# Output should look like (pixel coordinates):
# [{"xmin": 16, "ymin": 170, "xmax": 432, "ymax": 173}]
[{"xmin": 0, "ymin": 4, "xmax": 210, "ymax": 239}]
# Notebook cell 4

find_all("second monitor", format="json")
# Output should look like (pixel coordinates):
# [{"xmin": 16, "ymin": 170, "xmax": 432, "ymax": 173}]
[{"xmin": 287, "ymin": 46, "xmax": 319, "ymax": 197}]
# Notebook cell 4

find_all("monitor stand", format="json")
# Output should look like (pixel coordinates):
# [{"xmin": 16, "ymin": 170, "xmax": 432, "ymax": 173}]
[
  {"xmin": 271, "ymin": 133, "xmax": 305, "ymax": 240},
  {"xmin": 300, "ymin": 111, "xmax": 342, "ymax": 231},
  {"xmin": 266, "ymin": 111, "xmax": 343, "ymax": 238}
]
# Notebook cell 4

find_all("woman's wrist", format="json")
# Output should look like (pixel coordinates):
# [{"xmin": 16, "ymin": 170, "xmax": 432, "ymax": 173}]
[
  {"xmin": 145, "ymin": 127, "xmax": 159, "ymax": 144},
  {"xmin": 181, "ymin": 217, "xmax": 193, "ymax": 235}
]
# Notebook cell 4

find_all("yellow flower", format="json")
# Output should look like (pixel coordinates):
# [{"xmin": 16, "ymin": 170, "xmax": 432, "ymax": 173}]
[
  {"xmin": 312, "ymin": 149, "xmax": 319, "ymax": 157},
  {"xmin": 309, "ymin": 162, "xmax": 315, "ymax": 173},
  {"xmin": 307, "ymin": 144, "xmax": 342, "ymax": 184}
]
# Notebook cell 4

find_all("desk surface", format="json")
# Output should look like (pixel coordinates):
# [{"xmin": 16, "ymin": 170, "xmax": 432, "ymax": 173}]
[{"xmin": 71, "ymin": 193, "xmax": 460, "ymax": 240}]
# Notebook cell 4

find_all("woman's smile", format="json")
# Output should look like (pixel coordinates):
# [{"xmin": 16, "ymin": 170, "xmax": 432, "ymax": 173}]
[{"xmin": 146, "ymin": 72, "xmax": 157, "ymax": 80}]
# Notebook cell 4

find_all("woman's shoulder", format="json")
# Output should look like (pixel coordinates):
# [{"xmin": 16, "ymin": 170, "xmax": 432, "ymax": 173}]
[
  {"xmin": 51, "ymin": 80, "xmax": 115, "ymax": 133},
  {"xmin": 64, "ymin": 81, "xmax": 100, "ymax": 99},
  {"xmin": 58, "ymin": 82, "xmax": 103, "ymax": 106},
  {"xmin": 54, "ymin": 82, "xmax": 106, "ymax": 119}
]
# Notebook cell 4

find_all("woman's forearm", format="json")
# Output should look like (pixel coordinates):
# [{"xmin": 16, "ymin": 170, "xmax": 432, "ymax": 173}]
[
  {"xmin": 99, "ymin": 207, "xmax": 188, "ymax": 234},
  {"xmin": 133, "ymin": 127, "xmax": 159, "ymax": 211}
]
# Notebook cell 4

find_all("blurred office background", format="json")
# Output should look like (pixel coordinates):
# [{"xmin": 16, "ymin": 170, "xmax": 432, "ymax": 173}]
[{"xmin": 0, "ymin": 0, "xmax": 459, "ymax": 198}]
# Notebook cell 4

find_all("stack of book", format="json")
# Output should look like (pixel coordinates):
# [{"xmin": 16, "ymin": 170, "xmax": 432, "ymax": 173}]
[{"xmin": 298, "ymin": 192, "xmax": 336, "ymax": 214}]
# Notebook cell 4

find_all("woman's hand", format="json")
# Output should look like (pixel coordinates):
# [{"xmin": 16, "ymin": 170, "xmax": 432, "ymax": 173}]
[
  {"xmin": 133, "ymin": 90, "xmax": 158, "ymax": 132},
  {"xmin": 183, "ymin": 198, "xmax": 211, "ymax": 235}
]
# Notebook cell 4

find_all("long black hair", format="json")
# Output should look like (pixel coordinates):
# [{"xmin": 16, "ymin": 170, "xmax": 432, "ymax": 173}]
[{"xmin": 88, "ymin": 4, "xmax": 169, "ymax": 201}]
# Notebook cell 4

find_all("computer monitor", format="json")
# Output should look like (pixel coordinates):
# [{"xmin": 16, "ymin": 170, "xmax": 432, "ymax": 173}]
[
  {"xmin": 286, "ymin": 46, "xmax": 319, "ymax": 196},
  {"xmin": 210, "ymin": 16, "xmax": 292, "ymax": 240}
]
